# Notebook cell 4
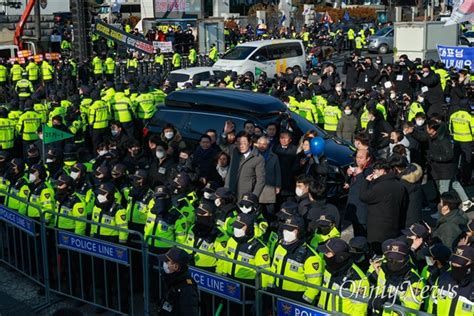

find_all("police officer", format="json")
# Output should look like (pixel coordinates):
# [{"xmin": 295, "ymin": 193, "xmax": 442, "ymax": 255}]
[
  {"xmin": 188, "ymin": 46, "xmax": 197, "ymax": 67},
  {"xmin": 69, "ymin": 163, "xmax": 94, "ymax": 219},
  {"xmin": 40, "ymin": 59, "xmax": 53, "ymax": 89},
  {"xmin": 4, "ymin": 158, "xmax": 28, "ymax": 211},
  {"xmin": 317, "ymin": 238, "xmax": 370, "ymax": 314},
  {"xmin": 0, "ymin": 106, "xmax": 16, "ymax": 153},
  {"xmin": 25, "ymin": 58, "xmax": 39, "ymax": 88},
  {"xmin": 88, "ymin": 89, "xmax": 110, "ymax": 151},
  {"xmin": 19, "ymin": 164, "xmax": 55, "ymax": 223},
  {"xmin": 135, "ymin": 84, "xmax": 156, "ymax": 126},
  {"xmin": 323, "ymin": 95, "xmax": 342, "ymax": 135},
  {"xmin": 236, "ymin": 192, "xmax": 268, "ymax": 238},
  {"xmin": 10, "ymin": 61, "xmax": 23, "ymax": 86},
  {"xmin": 449, "ymin": 99, "xmax": 474, "ymax": 185},
  {"xmin": 15, "ymin": 72, "xmax": 34, "ymax": 105},
  {"xmin": 421, "ymin": 243, "xmax": 451, "ymax": 309},
  {"xmin": 16, "ymin": 101, "xmax": 41, "ymax": 158},
  {"xmin": 182, "ymin": 200, "xmax": 221, "ymax": 271},
  {"xmin": 126, "ymin": 53, "xmax": 139, "ymax": 75},
  {"xmin": 309, "ymin": 211, "xmax": 341, "ymax": 249},
  {"xmin": 370, "ymin": 239, "xmax": 424, "ymax": 315},
  {"xmin": 0, "ymin": 58, "xmax": 8, "ymax": 87},
  {"xmin": 216, "ymin": 213, "xmax": 271, "ymax": 288},
  {"xmin": 172, "ymin": 51, "xmax": 181, "ymax": 70},
  {"xmin": 154, "ymin": 49, "xmax": 165, "ymax": 71},
  {"xmin": 428, "ymin": 245, "xmax": 474, "ymax": 315},
  {"xmin": 209, "ymin": 44, "xmax": 218, "ymax": 65},
  {"xmin": 156, "ymin": 247, "xmax": 199, "ymax": 315},
  {"xmin": 104, "ymin": 53, "xmax": 116, "ymax": 82},
  {"xmin": 45, "ymin": 148, "xmax": 65, "ymax": 181},
  {"xmin": 90, "ymin": 182, "xmax": 129, "ymax": 313},
  {"xmin": 90, "ymin": 182, "xmax": 128, "ymax": 243},
  {"xmin": 111, "ymin": 84, "xmax": 135, "ymax": 138},
  {"xmin": 214, "ymin": 187, "xmax": 238, "ymax": 238},
  {"xmin": 169, "ymin": 172, "xmax": 197, "ymax": 226},
  {"xmin": 91, "ymin": 54, "xmax": 104, "ymax": 81},
  {"xmin": 145, "ymin": 185, "xmax": 188, "ymax": 253},
  {"xmin": 269, "ymin": 214, "xmax": 323, "ymax": 304}
]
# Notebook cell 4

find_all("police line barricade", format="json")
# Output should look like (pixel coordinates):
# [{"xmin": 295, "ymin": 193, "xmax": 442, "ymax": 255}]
[
  {"xmin": 0, "ymin": 191, "xmax": 51, "ymax": 311},
  {"xmin": 41, "ymin": 210, "xmax": 149, "ymax": 316}
]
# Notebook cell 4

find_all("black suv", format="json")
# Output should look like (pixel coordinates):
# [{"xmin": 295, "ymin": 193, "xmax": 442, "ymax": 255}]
[{"xmin": 148, "ymin": 88, "xmax": 355, "ymax": 197}]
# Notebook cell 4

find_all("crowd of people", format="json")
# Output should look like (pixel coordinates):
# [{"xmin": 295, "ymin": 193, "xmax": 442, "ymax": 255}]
[{"xmin": 0, "ymin": 20, "xmax": 473, "ymax": 316}]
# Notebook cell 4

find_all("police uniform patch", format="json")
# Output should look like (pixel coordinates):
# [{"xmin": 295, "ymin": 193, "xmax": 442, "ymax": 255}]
[
  {"xmin": 186, "ymin": 279, "xmax": 193, "ymax": 285},
  {"xmin": 78, "ymin": 208, "xmax": 84, "ymax": 214},
  {"xmin": 262, "ymin": 254, "xmax": 269, "ymax": 261},
  {"xmin": 312, "ymin": 262, "xmax": 319, "ymax": 270},
  {"xmin": 121, "ymin": 214, "xmax": 126, "ymax": 221},
  {"xmin": 44, "ymin": 193, "xmax": 51, "ymax": 199}
]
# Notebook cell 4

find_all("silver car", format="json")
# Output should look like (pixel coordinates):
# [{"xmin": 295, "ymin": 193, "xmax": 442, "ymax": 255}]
[{"xmin": 367, "ymin": 27, "xmax": 394, "ymax": 54}]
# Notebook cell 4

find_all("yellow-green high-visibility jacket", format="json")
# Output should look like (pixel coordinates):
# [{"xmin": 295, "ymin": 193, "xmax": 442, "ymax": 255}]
[{"xmin": 449, "ymin": 110, "xmax": 474, "ymax": 142}]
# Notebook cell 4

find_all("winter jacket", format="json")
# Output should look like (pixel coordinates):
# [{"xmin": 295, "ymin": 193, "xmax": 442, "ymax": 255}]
[
  {"xmin": 427, "ymin": 124, "xmax": 456, "ymax": 180},
  {"xmin": 359, "ymin": 173, "xmax": 407, "ymax": 243},
  {"xmin": 420, "ymin": 71, "xmax": 444, "ymax": 115},
  {"xmin": 432, "ymin": 208, "xmax": 468, "ymax": 249},
  {"xmin": 225, "ymin": 147, "xmax": 265, "ymax": 200},
  {"xmin": 337, "ymin": 113, "xmax": 358, "ymax": 143},
  {"xmin": 400, "ymin": 163, "xmax": 423, "ymax": 228}
]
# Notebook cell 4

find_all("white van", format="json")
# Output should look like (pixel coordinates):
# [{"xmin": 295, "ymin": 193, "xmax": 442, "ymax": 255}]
[{"xmin": 212, "ymin": 39, "xmax": 306, "ymax": 78}]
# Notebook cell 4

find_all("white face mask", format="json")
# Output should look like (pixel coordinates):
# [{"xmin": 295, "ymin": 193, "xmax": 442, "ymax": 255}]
[
  {"xmin": 111, "ymin": 130, "xmax": 119, "ymax": 136},
  {"xmin": 233, "ymin": 227, "xmax": 246, "ymax": 238},
  {"xmin": 422, "ymin": 72, "xmax": 429, "ymax": 78},
  {"xmin": 98, "ymin": 150, "xmax": 108, "ymax": 156},
  {"xmin": 214, "ymin": 198, "xmax": 222, "ymax": 207},
  {"xmin": 46, "ymin": 158, "xmax": 54, "ymax": 163},
  {"xmin": 425, "ymin": 256, "xmax": 435, "ymax": 267},
  {"xmin": 97, "ymin": 194, "xmax": 108, "ymax": 204},
  {"xmin": 164, "ymin": 131, "xmax": 174, "ymax": 140},
  {"xmin": 28, "ymin": 173, "xmax": 37, "ymax": 183},
  {"xmin": 390, "ymin": 93, "xmax": 396, "ymax": 100},
  {"xmin": 418, "ymin": 97, "xmax": 424, "ymax": 103},
  {"xmin": 295, "ymin": 187, "xmax": 304, "ymax": 197},
  {"xmin": 156, "ymin": 150, "xmax": 165, "ymax": 159},
  {"xmin": 239, "ymin": 205, "xmax": 253, "ymax": 214},
  {"xmin": 163, "ymin": 262, "xmax": 172, "ymax": 274},
  {"xmin": 335, "ymin": 87, "xmax": 342, "ymax": 92},
  {"xmin": 203, "ymin": 192, "xmax": 212, "ymax": 200},
  {"xmin": 70, "ymin": 171, "xmax": 79, "ymax": 180},
  {"xmin": 416, "ymin": 119, "xmax": 425, "ymax": 127},
  {"xmin": 283, "ymin": 229, "xmax": 297, "ymax": 243},
  {"xmin": 344, "ymin": 110, "xmax": 352, "ymax": 115}
]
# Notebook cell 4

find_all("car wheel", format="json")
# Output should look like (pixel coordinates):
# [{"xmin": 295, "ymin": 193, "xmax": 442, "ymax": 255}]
[{"xmin": 378, "ymin": 44, "xmax": 389, "ymax": 54}]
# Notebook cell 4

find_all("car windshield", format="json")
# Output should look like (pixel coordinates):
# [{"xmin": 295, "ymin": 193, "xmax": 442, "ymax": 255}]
[
  {"xmin": 375, "ymin": 27, "xmax": 392, "ymax": 36},
  {"xmin": 168, "ymin": 73, "xmax": 190, "ymax": 83},
  {"xmin": 221, "ymin": 46, "xmax": 256, "ymax": 60}
]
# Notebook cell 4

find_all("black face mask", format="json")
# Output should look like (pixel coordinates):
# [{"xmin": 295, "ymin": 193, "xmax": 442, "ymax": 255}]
[
  {"xmin": 151, "ymin": 198, "xmax": 171, "ymax": 215},
  {"xmin": 325, "ymin": 254, "xmax": 350, "ymax": 274},
  {"xmin": 178, "ymin": 158, "xmax": 188, "ymax": 165},
  {"xmin": 195, "ymin": 215, "xmax": 214, "ymax": 231},
  {"xmin": 451, "ymin": 264, "xmax": 472, "ymax": 284},
  {"xmin": 26, "ymin": 156, "xmax": 40, "ymax": 166},
  {"xmin": 386, "ymin": 259, "xmax": 408, "ymax": 273},
  {"xmin": 56, "ymin": 187, "xmax": 70, "ymax": 202},
  {"xmin": 317, "ymin": 225, "xmax": 333, "ymax": 235}
]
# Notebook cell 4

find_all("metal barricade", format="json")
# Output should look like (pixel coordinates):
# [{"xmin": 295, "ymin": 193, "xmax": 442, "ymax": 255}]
[
  {"xmin": 0, "ymin": 188, "xmax": 437, "ymax": 316},
  {"xmin": 0, "ymin": 192, "xmax": 50, "ymax": 310},
  {"xmin": 42, "ymin": 210, "xmax": 149, "ymax": 316}
]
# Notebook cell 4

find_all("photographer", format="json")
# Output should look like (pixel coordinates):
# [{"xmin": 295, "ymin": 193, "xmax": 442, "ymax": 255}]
[
  {"xmin": 320, "ymin": 64, "xmax": 339, "ymax": 93},
  {"xmin": 392, "ymin": 55, "xmax": 414, "ymax": 96},
  {"xmin": 417, "ymin": 63, "xmax": 444, "ymax": 116},
  {"xmin": 357, "ymin": 57, "xmax": 378, "ymax": 91},
  {"xmin": 342, "ymin": 52, "xmax": 361, "ymax": 90}
]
